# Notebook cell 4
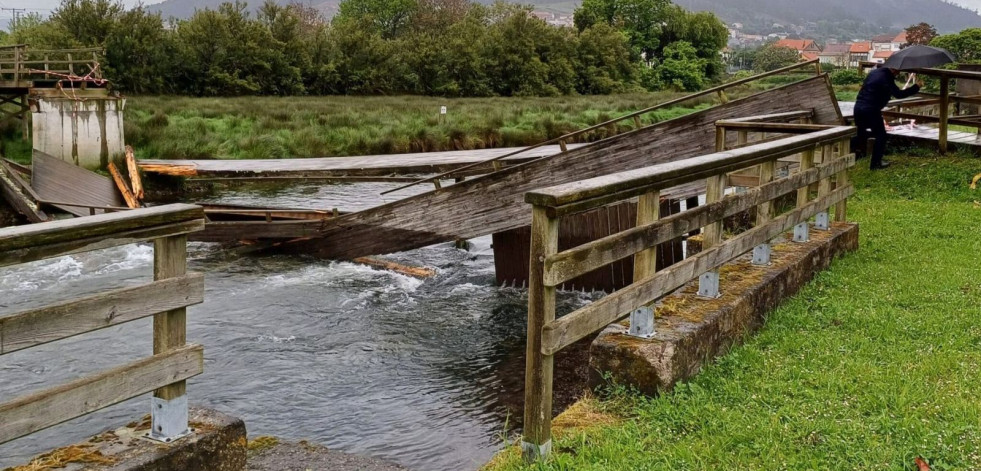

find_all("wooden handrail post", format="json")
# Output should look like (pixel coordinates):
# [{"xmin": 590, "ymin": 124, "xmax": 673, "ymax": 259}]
[
  {"xmin": 522, "ymin": 206, "xmax": 558, "ymax": 463},
  {"xmin": 815, "ymin": 143, "xmax": 833, "ymax": 230},
  {"xmin": 715, "ymin": 126, "xmax": 726, "ymax": 152},
  {"xmin": 835, "ymin": 138, "xmax": 850, "ymax": 222},
  {"xmin": 151, "ymin": 234, "xmax": 191, "ymax": 442},
  {"xmin": 752, "ymin": 158, "xmax": 775, "ymax": 266},
  {"xmin": 939, "ymin": 76, "xmax": 950, "ymax": 154},
  {"xmin": 633, "ymin": 191, "xmax": 660, "ymax": 282},
  {"xmin": 793, "ymin": 148, "xmax": 815, "ymax": 242},
  {"xmin": 698, "ymin": 173, "xmax": 724, "ymax": 298},
  {"xmin": 13, "ymin": 47, "xmax": 20, "ymax": 84}
]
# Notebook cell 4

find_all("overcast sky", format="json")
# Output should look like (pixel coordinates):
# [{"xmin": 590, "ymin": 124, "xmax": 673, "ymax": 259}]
[{"xmin": 2, "ymin": 0, "xmax": 980, "ymax": 17}]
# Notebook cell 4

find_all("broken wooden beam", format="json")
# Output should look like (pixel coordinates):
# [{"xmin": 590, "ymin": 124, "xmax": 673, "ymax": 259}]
[
  {"xmin": 125, "ymin": 146, "xmax": 144, "ymax": 200},
  {"xmin": 352, "ymin": 257, "xmax": 437, "ymax": 279},
  {"xmin": 108, "ymin": 162, "xmax": 140, "ymax": 209},
  {"xmin": 0, "ymin": 163, "xmax": 47, "ymax": 223}
]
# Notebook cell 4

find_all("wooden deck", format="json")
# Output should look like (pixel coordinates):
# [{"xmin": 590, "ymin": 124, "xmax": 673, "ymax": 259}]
[
  {"xmin": 887, "ymin": 125, "xmax": 981, "ymax": 148},
  {"xmin": 138, "ymin": 145, "xmax": 583, "ymax": 179}
]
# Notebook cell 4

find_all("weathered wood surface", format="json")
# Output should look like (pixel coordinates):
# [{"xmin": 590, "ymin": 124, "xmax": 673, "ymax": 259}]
[
  {"xmin": 283, "ymin": 77, "xmax": 841, "ymax": 260},
  {"xmin": 0, "ymin": 344, "xmax": 203, "ymax": 445},
  {"xmin": 887, "ymin": 126, "xmax": 981, "ymax": 148},
  {"xmin": 543, "ymin": 155, "xmax": 854, "ymax": 286},
  {"xmin": 0, "ymin": 273, "xmax": 204, "ymax": 354},
  {"xmin": 541, "ymin": 184, "xmax": 854, "ymax": 355},
  {"xmin": 0, "ymin": 204, "xmax": 204, "ymax": 267},
  {"xmin": 153, "ymin": 235, "xmax": 188, "ymax": 401},
  {"xmin": 31, "ymin": 151, "xmax": 125, "ymax": 217},
  {"xmin": 108, "ymin": 162, "xmax": 140, "ymax": 209},
  {"xmin": 525, "ymin": 126, "xmax": 853, "ymax": 210},
  {"xmin": 0, "ymin": 162, "xmax": 47, "ymax": 223},
  {"xmin": 138, "ymin": 145, "xmax": 581, "ymax": 179},
  {"xmin": 192, "ymin": 220, "xmax": 324, "ymax": 242},
  {"xmin": 493, "ymin": 199, "xmax": 684, "ymax": 292},
  {"xmin": 125, "ymin": 146, "xmax": 144, "ymax": 200}
]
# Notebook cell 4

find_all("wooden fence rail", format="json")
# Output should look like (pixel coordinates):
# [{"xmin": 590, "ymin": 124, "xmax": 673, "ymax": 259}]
[
  {"xmin": 0, "ymin": 45, "xmax": 103, "ymax": 85},
  {"xmin": 0, "ymin": 204, "xmax": 205, "ymax": 445},
  {"xmin": 881, "ymin": 67, "xmax": 981, "ymax": 153},
  {"xmin": 519, "ymin": 118, "xmax": 856, "ymax": 463}
]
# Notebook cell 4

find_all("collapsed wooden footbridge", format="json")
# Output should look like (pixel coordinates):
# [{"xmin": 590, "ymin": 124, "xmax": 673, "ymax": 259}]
[{"xmin": 0, "ymin": 60, "xmax": 872, "ymax": 466}]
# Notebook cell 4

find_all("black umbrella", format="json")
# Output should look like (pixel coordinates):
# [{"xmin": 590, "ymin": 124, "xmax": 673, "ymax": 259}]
[{"xmin": 881, "ymin": 45, "xmax": 956, "ymax": 70}]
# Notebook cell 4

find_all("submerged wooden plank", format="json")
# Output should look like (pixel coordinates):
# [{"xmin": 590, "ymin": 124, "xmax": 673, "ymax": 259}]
[
  {"xmin": 31, "ymin": 151, "xmax": 125, "ymax": 217},
  {"xmin": 0, "ymin": 344, "xmax": 204, "ymax": 444},
  {"xmin": 282, "ymin": 76, "xmax": 842, "ymax": 260}
]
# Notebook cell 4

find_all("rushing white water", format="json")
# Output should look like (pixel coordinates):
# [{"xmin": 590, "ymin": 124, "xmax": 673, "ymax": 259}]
[{"xmin": 0, "ymin": 182, "xmax": 600, "ymax": 470}]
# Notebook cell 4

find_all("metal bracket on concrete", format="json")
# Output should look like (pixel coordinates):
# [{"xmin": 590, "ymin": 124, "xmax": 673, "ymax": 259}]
[
  {"xmin": 752, "ymin": 243, "xmax": 771, "ymax": 266},
  {"xmin": 697, "ymin": 270, "xmax": 720, "ymax": 298},
  {"xmin": 521, "ymin": 440, "xmax": 551, "ymax": 462},
  {"xmin": 147, "ymin": 395, "xmax": 192, "ymax": 443},
  {"xmin": 815, "ymin": 211, "xmax": 829, "ymax": 230},
  {"xmin": 793, "ymin": 222, "xmax": 809, "ymax": 242},
  {"xmin": 627, "ymin": 306, "xmax": 655, "ymax": 339}
]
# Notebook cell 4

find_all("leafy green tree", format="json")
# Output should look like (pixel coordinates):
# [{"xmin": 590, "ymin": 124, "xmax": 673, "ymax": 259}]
[
  {"xmin": 753, "ymin": 43, "xmax": 799, "ymax": 72},
  {"xmin": 49, "ymin": 0, "xmax": 123, "ymax": 46},
  {"xmin": 931, "ymin": 28, "xmax": 981, "ymax": 63},
  {"xmin": 335, "ymin": 0, "xmax": 418, "ymax": 39},
  {"xmin": 656, "ymin": 40, "xmax": 705, "ymax": 91},
  {"xmin": 7, "ymin": 12, "xmax": 78, "ymax": 50},
  {"xmin": 175, "ymin": 2, "xmax": 302, "ymax": 95},
  {"xmin": 577, "ymin": 22, "xmax": 638, "ymax": 94},
  {"xmin": 573, "ymin": 0, "xmax": 670, "ymax": 60},
  {"xmin": 103, "ymin": 7, "xmax": 173, "ymax": 93}
]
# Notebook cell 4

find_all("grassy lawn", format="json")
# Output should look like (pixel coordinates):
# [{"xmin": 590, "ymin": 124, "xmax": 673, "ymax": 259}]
[{"xmin": 486, "ymin": 149, "xmax": 981, "ymax": 470}]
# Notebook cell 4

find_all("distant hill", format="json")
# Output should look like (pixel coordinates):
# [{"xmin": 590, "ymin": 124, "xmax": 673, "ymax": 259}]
[
  {"xmin": 672, "ymin": 0, "xmax": 981, "ymax": 34},
  {"xmin": 149, "ymin": 0, "xmax": 339, "ymax": 20}
]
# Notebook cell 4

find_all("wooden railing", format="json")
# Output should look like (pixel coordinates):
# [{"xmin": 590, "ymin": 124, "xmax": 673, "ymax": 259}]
[
  {"xmin": 0, "ymin": 45, "xmax": 103, "ymax": 85},
  {"xmin": 879, "ymin": 67, "xmax": 981, "ymax": 153},
  {"xmin": 519, "ymin": 118, "xmax": 856, "ymax": 462},
  {"xmin": 381, "ymin": 59, "xmax": 826, "ymax": 195},
  {"xmin": 0, "ymin": 204, "xmax": 206, "ymax": 445}
]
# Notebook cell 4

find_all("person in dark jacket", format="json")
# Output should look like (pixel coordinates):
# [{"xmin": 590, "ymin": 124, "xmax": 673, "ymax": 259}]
[{"xmin": 852, "ymin": 66, "xmax": 923, "ymax": 170}]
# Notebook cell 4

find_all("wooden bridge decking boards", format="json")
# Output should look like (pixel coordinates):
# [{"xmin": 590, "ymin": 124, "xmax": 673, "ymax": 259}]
[
  {"xmin": 278, "ymin": 76, "xmax": 842, "ymax": 260},
  {"xmin": 887, "ymin": 125, "xmax": 981, "ymax": 148},
  {"xmin": 137, "ymin": 144, "xmax": 583, "ymax": 179}
]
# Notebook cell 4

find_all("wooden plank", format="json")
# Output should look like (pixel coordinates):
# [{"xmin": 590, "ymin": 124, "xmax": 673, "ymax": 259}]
[
  {"xmin": 282, "ymin": 77, "xmax": 842, "ymax": 260},
  {"xmin": 153, "ymin": 235, "xmax": 187, "ymax": 401},
  {"xmin": 0, "ymin": 204, "xmax": 202, "ymax": 253},
  {"xmin": 191, "ymin": 220, "xmax": 324, "ymax": 242},
  {"xmin": 31, "ymin": 151, "xmax": 125, "ymax": 217},
  {"xmin": 543, "ymin": 155, "xmax": 853, "ymax": 286},
  {"xmin": 0, "ymin": 274, "xmax": 203, "ymax": 354},
  {"xmin": 0, "ymin": 164, "xmax": 47, "ymax": 223},
  {"xmin": 108, "ymin": 162, "xmax": 140, "ymax": 209},
  {"xmin": 125, "ymin": 146, "xmax": 144, "ymax": 200},
  {"xmin": 0, "ymin": 344, "xmax": 203, "ymax": 445},
  {"xmin": 835, "ymin": 139, "xmax": 850, "ymax": 222},
  {"xmin": 540, "ymin": 185, "xmax": 853, "ymax": 355},
  {"xmin": 522, "ymin": 206, "xmax": 558, "ymax": 461}
]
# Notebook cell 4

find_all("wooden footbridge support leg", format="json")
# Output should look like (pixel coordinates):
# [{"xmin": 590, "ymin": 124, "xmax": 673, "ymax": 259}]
[
  {"xmin": 835, "ymin": 138, "xmax": 850, "ymax": 223},
  {"xmin": 793, "ymin": 149, "xmax": 815, "ymax": 242},
  {"xmin": 151, "ymin": 234, "xmax": 191, "ymax": 442},
  {"xmin": 522, "ymin": 206, "xmax": 558, "ymax": 463}
]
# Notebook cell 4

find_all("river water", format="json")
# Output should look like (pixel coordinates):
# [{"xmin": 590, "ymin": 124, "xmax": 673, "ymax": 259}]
[{"xmin": 0, "ymin": 182, "xmax": 599, "ymax": 470}]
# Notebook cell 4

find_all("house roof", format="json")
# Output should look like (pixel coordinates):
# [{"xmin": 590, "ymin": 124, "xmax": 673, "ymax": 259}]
[
  {"xmin": 850, "ymin": 42, "xmax": 872, "ymax": 53},
  {"xmin": 873, "ymin": 50, "xmax": 894, "ymax": 59},
  {"xmin": 774, "ymin": 39, "xmax": 816, "ymax": 51},
  {"xmin": 802, "ymin": 52, "xmax": 819, "ymax": 61},
  {"xmin": 821, "ymin": 43, "xmax": 852, "ymax": 54},
  {"xmin": 894, "ymin": 31, "xmax": 908, "ymax": 44},
  {"xmin": 872, "ymin": 33, "xmax": 897, "ymax": 43}
]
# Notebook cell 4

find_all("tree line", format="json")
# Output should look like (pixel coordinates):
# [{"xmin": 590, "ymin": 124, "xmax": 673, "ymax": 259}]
[{"xmin": 0, "ymin": 0, "xmax": 728, "ymax": 96}]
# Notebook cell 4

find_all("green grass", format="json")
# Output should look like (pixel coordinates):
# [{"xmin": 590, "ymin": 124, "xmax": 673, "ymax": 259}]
[
  {"xmin": 120, "ymin": 93, "xmax": 714, "ymax": 161},
  {"xmin": 486, "ymin": 149, "xmax": 981, "ymax": 470}
]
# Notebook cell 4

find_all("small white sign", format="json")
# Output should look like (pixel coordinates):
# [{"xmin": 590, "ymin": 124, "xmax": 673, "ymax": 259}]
[{"xmin": 440, "ymin": 106, "xmax": 447, "ymax": 115}]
